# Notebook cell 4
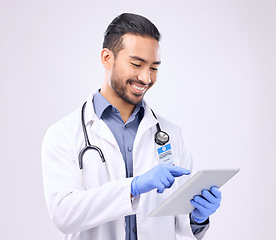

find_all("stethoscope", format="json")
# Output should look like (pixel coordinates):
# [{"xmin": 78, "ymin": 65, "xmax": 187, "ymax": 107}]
[{"xmin": 78, "ymin": 101, "xmax": 170, "ymax": 184}]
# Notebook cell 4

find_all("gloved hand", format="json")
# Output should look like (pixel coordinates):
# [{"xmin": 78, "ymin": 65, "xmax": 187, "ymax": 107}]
[
  {"xmin": 190, "ymin": 186, "xmax": 222, "ymax": 224},
  {"xmin": 131, "ymin": 164, "xmax": 190, "ymax": 197}
]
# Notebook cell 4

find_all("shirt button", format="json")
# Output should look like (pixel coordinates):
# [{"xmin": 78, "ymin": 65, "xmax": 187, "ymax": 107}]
[
  {"xmin": 127, "ymin": 146, "xmax": 132, "ymax": 152},
  {"xmin": 133, "ymin": 227, "xmax": 137, "ymax": 233}
]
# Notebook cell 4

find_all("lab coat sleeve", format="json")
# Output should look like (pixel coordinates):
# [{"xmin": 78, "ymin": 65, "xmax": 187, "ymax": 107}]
[
  {"xmin": 190, "ymin": 214, "xmax": 210, "ymax": 240},
  {"xmin": 41, "ymin": 125, "xmax": 138, "ymax": 234}
]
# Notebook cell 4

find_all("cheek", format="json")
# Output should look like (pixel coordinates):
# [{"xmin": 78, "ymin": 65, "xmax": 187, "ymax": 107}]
[
  {"xmin": 150, "ymin": 72, "xmax": 158, "ymax": 83},
  {"xmin": 120, "ymin": 65, "xmax": 136, "ymax": 79},
  {"xmin": 112, "ymin": 66, "xmax": 128, "ymax": 82}
]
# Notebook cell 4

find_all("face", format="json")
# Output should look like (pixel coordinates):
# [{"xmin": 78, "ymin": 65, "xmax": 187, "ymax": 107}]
[{"xmin": 109, "ymin": 34, "xmax": 161, "ymax": 105}]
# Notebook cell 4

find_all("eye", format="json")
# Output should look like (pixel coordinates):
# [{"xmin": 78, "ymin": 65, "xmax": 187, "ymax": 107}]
[
  {"xmin": 150, "ymin": 67, "xmax": 158, "ymax": 71},
  {"xmin": 131, "ymin": 63, "xmax": 141, "ymax": 68}
]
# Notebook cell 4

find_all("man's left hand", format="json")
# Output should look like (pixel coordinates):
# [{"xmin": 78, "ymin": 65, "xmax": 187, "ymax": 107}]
[{"xmin": 190, "ymin": 186, "xmax": 222, "ymax": 224}]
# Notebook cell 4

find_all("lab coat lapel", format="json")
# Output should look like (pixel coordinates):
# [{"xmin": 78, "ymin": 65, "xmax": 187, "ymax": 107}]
[
  {"xmin": 133, "ymin": 102, "xmax": 159, "ymax": 176},
  {"xmin": 91, "ymin": 119, "xmax": 119, "ymax": 148},
  {"xmin": 135, "ymin": 102, "xmax": 158, "ymax": 141},
  {"xmin": 84, "ymin": 92, "xmax": 119, "ymax": 149}
]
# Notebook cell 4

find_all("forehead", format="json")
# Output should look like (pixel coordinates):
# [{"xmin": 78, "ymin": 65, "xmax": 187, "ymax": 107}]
[{"xmin": 119, "ymin": 34, "xmax": 161, "ymax": 62}]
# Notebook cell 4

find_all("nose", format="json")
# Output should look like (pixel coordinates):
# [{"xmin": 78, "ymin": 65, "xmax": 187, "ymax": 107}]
[{"xmin": 138, "ymin": 69, "xmax": 151, "ymax": 85}]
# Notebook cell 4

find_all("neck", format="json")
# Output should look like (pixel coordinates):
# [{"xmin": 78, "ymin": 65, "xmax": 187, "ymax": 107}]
[{"xmin": 100, "ymin": 82, "xmax": 135, "ymax": 123}]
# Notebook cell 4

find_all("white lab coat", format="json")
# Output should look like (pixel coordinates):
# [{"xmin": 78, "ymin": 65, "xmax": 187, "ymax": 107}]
[{"xmin": 42, "ymin": 93, "xmax": 202, "ymax": 240}]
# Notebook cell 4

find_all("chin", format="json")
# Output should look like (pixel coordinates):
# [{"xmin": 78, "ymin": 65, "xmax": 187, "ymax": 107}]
[{"xmin": 124, "ymin": 95, "xmax": 144, "ymax": 106}]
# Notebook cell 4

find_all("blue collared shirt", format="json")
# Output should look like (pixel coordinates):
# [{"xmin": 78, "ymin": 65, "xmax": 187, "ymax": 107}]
[{"xmin": 93, "ymin": 90, "xmax": 143, "ymax": 240}]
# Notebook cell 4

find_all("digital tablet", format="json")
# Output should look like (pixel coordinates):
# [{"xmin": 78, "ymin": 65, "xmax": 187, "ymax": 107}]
[{"xmin": 149, "ymin": 168, "xmax": 240, "ymax": 217}]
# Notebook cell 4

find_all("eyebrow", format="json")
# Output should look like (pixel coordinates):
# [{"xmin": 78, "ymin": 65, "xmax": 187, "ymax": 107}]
[{"xmin": 129, "ymin": 55, "xmax": 161, "ymax": 65}]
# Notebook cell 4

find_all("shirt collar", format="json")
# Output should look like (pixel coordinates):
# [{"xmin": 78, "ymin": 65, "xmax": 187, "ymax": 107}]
[
  {"xmin": 93, "ymin": 89, "xmax": 145, "ymax": 120},
  {"xmin": 93, "ymin": 90, "xmax": 112, "ymax": 119}
]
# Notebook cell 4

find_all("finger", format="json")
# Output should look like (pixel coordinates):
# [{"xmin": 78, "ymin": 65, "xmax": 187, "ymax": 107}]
[
  {"xmin": 166, "ymin": 165, "xmax": 190, "ymax": 177},
  {"xmin": 152, "ymin": 179, "xmax": 166, "ymax": 193},
  {"xmin": 201, "ymin": 190, "xmax": 217, "ymax": 203},
  {"xmin": 160, "ymin": 175, "xmax": 172, "ymax": 188},
  {"xmin": 190, "ymin": 199, "xmax": 207, "ymax": 212},
  {"xmin": 156, "ymin": 183, "xmax": 166, "ymax": 193},
  {"xmin": 193, "ymin": 195, "xmax": 213, "ymax": 209},
  {"xmin": 158, "ymin": 168, "xmax": 175, "ymax": 189},
  {"xmin": 162, "ymin": 168, "xmax": 175, "ymax": 186},
  {"xmin": 210, "ymin": 186, "xmax": 222, "ymax": 199},
  {"xmin": 167, "ymin": 175, "xmax": 175, "ymax": 187}
]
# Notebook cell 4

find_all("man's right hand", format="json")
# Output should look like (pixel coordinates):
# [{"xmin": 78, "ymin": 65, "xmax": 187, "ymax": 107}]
[{"xmin": 131, "ymin": 164, "xmax": 190, "ymax": 197}]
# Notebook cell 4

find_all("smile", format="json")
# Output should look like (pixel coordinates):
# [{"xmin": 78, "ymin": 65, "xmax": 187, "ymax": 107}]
[{"xmin": 131, "ymin": 83, "xmax": 147, "ymax": 92}]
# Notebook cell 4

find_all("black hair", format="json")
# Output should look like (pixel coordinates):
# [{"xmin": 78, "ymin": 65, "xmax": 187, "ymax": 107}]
[{"xmin": 103, "ymin": 13, "xmax": 161, "ymax": 57}]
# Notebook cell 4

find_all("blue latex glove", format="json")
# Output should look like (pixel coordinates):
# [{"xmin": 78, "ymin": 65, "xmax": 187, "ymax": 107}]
[
  {"xmin": 131, "ymin": 164, "xmax": 190, "ymax": 197},
  {"xmin": 191, "ymin": 186, "xmax": 222, "ymax": 224}
]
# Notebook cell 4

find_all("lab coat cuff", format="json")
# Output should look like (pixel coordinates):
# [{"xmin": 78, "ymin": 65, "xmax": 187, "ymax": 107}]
[
  {"xmin": 129, "ymin": 178, "xmax": 140, "ymax": 213},
  {"xmin": 189, "ymin": 213, "xmax": 210, "ymax": 239}
]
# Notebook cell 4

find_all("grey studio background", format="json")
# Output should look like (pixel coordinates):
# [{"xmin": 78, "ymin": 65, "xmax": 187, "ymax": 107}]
[{"xmin": 1, "ymin": 0, "xmax": 275, "ymax": 239}]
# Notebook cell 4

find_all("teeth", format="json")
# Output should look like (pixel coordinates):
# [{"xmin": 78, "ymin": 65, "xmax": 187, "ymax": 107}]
[{"xmin": 131, "ymin": 84, "xmax": 146, "ymax": 91}]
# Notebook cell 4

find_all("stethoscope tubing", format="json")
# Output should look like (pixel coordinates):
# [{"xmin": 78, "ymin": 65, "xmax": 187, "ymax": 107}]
[{"xmin": 79, "ymin": 102, "xmax": 110, "ymax": 185}]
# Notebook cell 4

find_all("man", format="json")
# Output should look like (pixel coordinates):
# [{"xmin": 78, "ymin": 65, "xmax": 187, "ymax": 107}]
[{"xmin": 42, "ymin": 13, "xmax": 221, "ymax": 240}]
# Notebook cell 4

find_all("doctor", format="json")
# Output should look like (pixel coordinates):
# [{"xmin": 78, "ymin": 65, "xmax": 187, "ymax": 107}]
[{"xmin": 42, "ymin": 13, "xmax": 221, "ymax": 240}]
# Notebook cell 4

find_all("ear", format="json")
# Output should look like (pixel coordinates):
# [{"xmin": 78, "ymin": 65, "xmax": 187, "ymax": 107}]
[{"xmin": 101, "ymin": 48, "xmax": 114, "ymax": 70}]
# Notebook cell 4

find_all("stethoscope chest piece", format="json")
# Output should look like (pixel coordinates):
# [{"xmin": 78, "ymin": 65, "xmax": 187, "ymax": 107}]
[
  {"xmin": 155, "ymin": 130, "xmax": 170, "ymax": 146},
  {"xmin": 150, "ymin": 109, "xmax": 170, "ymax": 146}
]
